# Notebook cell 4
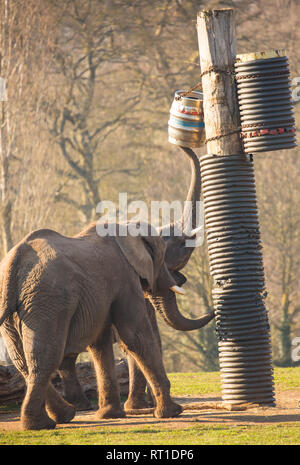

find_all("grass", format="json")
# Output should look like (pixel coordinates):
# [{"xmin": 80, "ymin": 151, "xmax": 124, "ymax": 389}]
[
  {"xmin": 273, "ymin": 366, "xmax": 300, "ymax": 390},
  {"xmin": 1, "ymin": 423, "xmax": 300, "ymax": 446},
  {"xmin": 169, "ymin": 371, "xmax": 222, "ymax": 396},
  {"xmin": 169, "ymin": 366, "xmax": 300, "ymax": 396},
  {"xmin": 0, "ymin": 367, "xmax": 299, "ymax": 445}
]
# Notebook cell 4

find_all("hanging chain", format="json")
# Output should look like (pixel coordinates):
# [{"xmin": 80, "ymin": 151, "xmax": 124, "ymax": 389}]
[{"xmin": 205, "ymin": 128, "xmax": 241, "ymax": 144}]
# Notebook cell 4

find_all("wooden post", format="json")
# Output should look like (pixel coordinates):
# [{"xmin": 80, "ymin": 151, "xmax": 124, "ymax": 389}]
[
  {"xmin": 197, "ymin": 9, "xmax": 242, "ymax": 155},
  {"xmin": 196, "ymin": 8, "xmax": 275, "ymax": 405}
]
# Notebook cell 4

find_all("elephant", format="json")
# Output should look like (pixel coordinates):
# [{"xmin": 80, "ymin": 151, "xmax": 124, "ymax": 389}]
[
  {"xmin": 0, "ymin": 220, "xmax": 214, "ymax": 430},
  {"xmin": 58, "ymin": 147, "xmax": 208, "ymax": 411}
]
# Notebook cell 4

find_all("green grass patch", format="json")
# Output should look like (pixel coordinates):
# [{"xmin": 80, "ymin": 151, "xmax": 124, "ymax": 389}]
[
  {"xmin": 1, "ymin": 423, "xmax": 300, "ymax": 445},
  {"xmin": 168, "ymin": 366, "xmax": 300, "ymax": 396},
  {"xmin": 168, "ymin": 371, "xmax": 222, "ymax": 396},
  {"xmin": 274, "ymin": 367, "xmax": 300, "ymax": 390}
]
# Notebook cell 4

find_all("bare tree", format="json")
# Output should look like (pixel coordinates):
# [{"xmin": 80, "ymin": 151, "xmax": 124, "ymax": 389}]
[
  {"xmin": 0, "ymin": 0, "xmax": 57, "ymax": 256},
  {"xmin": 256, "ymin": 150, "xmax": 300, "ymax": 365},
  {"xmin": 0, "ymin": 0, "xmax": 14, "ymax": 256},
  {"xmin": 45, "ymin": 0, "xmax": 142, "ymax": 223}
]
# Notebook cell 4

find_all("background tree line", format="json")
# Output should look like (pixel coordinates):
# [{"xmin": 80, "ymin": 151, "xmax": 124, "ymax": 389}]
[{"xmin": 0, "ymin": 0, "xmax": 299, "ymax": 371}]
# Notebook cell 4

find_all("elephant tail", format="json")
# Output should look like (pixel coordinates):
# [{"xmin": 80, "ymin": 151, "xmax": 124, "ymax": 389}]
[{"xmin": 0, "ymin": 246, "xmax": 19, "ymax": 326}]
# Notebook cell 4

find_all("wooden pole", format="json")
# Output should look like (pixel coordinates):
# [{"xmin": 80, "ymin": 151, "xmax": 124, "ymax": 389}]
[{"xmin": 197, "ymin": 8, "xmax": 242, "ymax": 155}]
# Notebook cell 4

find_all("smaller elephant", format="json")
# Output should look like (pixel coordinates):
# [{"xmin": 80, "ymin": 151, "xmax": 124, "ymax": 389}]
[{"xmin": 0, "ymin": 221, "xmax": 214, "ymax": 430}]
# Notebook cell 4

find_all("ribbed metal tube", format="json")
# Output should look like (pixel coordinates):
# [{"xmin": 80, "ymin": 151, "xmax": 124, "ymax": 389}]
[
  {"xmin": 235, "ymin": 55, "xmax": 297, "ymax": 153},
  {"xmin": 200, "ymin": 153, "xmax": 275, "ymax": 405}
]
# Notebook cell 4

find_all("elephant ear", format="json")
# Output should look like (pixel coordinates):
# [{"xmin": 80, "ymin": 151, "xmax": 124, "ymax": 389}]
[{"xmin": 114, "ymin": 222, "xmax": 162, "ymax": 292}]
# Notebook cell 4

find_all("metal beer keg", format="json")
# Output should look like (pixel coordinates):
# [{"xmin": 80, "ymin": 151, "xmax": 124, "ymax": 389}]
[{"xmin": 168, "ymin": 90, "xmax": 205, "ymax": 148}]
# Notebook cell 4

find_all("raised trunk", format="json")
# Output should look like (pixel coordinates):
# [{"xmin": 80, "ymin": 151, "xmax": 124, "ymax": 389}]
[
  {"xmin": 160, "ymin": 148, "xmax": 202, "ymax": 272},
  {"xmin": 160, "ymin": 147, "xmax": 201, "ymax": 240},
  {"xmin": 179, "ymin": 147, "xmax": 201, "ymax": 233},
  {"xmin": 149, "ymin": 291, "xmax": 214, "ymax": 332}
]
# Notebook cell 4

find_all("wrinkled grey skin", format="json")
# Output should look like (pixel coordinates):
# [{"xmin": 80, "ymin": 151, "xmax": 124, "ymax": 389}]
[
  {"xmin": 60, "ymin": 148, "xmax": 211, "ymax": 411},
  {"xmin": 0, "ymin": 220, "xmax": 214, "ymax": 430}
]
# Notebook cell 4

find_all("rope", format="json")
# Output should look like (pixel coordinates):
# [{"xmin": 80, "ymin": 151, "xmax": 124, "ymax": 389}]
[{"xmin": 175, "ymin": 65, "xmax": 235, "ymax": 100}]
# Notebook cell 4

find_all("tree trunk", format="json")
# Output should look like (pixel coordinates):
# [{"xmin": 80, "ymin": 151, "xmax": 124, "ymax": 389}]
[
  {"xmin": 0, "ymin": 0, "xmax": 13, "ymax": 258},
  {"xmin": 0, "ymin": 200, "xmax": 13, "ymax": 256},
  {"xmin": 278, "ymin": 294, "xmax": 292, "ymax": 366},
  {"xmin": 0, "ymin": 359, "xmax": 129, "ymax": 405},
  {"xmin": 197, "ymin": 8, "xmax": 242, "ymax": 155}
]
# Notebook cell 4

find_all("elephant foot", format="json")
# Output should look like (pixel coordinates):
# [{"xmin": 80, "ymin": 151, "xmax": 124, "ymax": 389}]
[
  {"xmin": 96, "ymin": 404, "xmax": 126, "ymax": 419},
  {"xmin": 154, "ymin": 401, "xmax": 183, "ymax": 419},
  {"xmin": 64, "ymin": 393, "xmax": 92, "ymax": 411},
  {"xmin": 47, "ymin": 401, "xmax": 76, "ymax": 424},
  {"xmin": 124, "ymin": 397, "xmax": 149, "ymax": 410},
  {"xmin": 73, "ymin": 397, "xmax": 93, "ymax": 411},
  {"xmin": 63, "ymin": 389, "xmax": 92, "ymax": 411},
  {"xmin": 21, "ymin": 412, "xmax": 56, "ymax": 431}
]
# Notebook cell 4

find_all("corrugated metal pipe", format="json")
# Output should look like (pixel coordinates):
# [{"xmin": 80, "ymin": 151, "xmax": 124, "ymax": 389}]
[
  {"xmin": 199, "ymin": 153, "xmax": 275, "ymax": 405},
  {"xmin": 235, "ymin": 51, "xmax": 297, "ymax": 153}
]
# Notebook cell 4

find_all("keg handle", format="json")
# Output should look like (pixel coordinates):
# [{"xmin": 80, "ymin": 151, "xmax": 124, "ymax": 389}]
[
  {"xmin": 176, "ymin": 65, "xmax": 235, "ymax": 100},
  {"xmin": 175, "ymin": 82, "xmax": 202, "ymax": 100}
]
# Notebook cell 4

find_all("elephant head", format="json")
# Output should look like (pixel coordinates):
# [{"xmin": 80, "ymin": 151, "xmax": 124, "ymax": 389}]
[{"xmin": 114, "ymin": 222, "xmax": 214, "ymax": 332}]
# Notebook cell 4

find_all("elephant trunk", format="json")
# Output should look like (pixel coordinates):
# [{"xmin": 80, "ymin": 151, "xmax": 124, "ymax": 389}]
[
  {"xmin": 149, "ymin": 290, "xmax": 214, "ymax": 332},
  {"xmin": 179, "ymin": 147, "xmax": 201, "ymax": 234}
]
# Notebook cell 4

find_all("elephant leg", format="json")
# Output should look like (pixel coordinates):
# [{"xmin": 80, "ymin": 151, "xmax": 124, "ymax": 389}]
[
  {"xmin": 145, "ymin": 301, "xmax": 162, "ymax": 407},
  {"xmin": 124, "ymin": 300, "xmax": 160, "ymax": 409},
  {"xmin": 58, "ymin": 355, "xmax": 92, "ymax": 411},
  {"xmin": 114, "ymin": 298, "xmax": 182, "ymax": 418},
  {"xmin": 45, "ymin": 382, "xmax": 76, "ymax": 424},
  {"xmin": 124, "ymin": 355, "xmax": 148, "ymax": 410},
  {"xmin": 1, "ymin": 318, "xmax": 54, "ymax": 429},
  {"xmin": 20, "ymin": 318, "xmax": 74, "ymax": 430},
  {"xmin": 88, "ymin": 327, "xmax": 125, "ymax": 419},
  {"xmin": 21, "ymin": 371, "xmax": 57, "ymax": 430},
  {"xmin": 22, "ymin": 368, "xmax": 76, "ymax": 430}
]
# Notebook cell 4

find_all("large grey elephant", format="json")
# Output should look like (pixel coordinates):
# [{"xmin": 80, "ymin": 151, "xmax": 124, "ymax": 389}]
[
  {"xmin": 0, "ymin": 220, "xmax": 214, "ymax": 430},
  {"xmin": 58, "ymin": 147, "xmax": 208, "ymax": 411}
]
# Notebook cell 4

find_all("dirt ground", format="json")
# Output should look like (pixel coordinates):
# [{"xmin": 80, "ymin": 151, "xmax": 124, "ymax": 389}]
[{"xmin": 0, "ymin": 389, "xmax": 300, "ymax": 432}]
